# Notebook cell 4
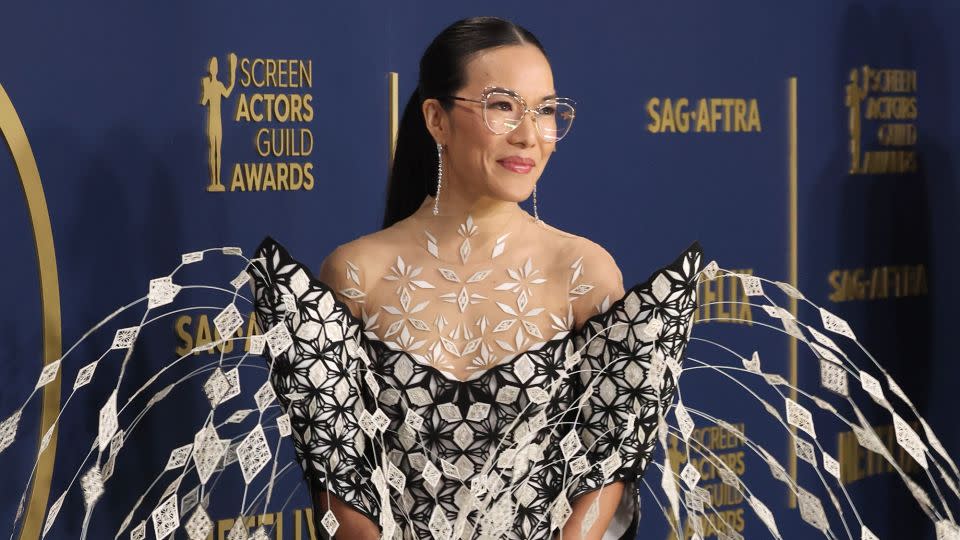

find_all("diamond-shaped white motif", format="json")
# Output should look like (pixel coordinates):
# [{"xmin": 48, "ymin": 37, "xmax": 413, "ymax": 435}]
[
  {"xmin": 308, "ymin": 361, "xmax": 327, "ymax": 387},
  {"xmin": 397, "ymin": 410, "xmax": 421, "ymax": 434},
  {"xmin": 220, "ymin": 368, "xmax": 241, "ymax": 404},
  {"xmin": 640, "ymin": 317, "xmax": 663, "ymax": 341},
  {"xmin": 797, "ymin": 487, "xmax": 829, "ymax": 531},
  {"xmin": 203, "ymin": 369, "xmax": 230, "ymax": 407},
  {"xmin": 570, "ymin": 455, "xmax": 589, "ymax": 475},
  {"xmin": 41, "ymin": 491, "xmax": 65, "ymax": 538},
  {"xmin": 429, "ymin": 505, "xmax": 452, "ymax": 540},
  {"xmin": 438, "ymin": 403, "xmax": 462, "ymax": 422},
  {"xmin": 550, "ymin": 495, "xmax": 572, "ymax": 530},
  {"xmin": 422, "ymin": 460, "xmax": 442, "ymax": 488},
  {"xmin": 823, "ymin": 452, "xmax": 841, "ymax": 480},
  {"xmin": 227, "ymin": 518, "xmax": 248, "ymax": 540},
  {"xmin": 0, "ymin": 410, "xmax": 22, "ymax": 454},
  {"xmin": 526, "ymin": 387, "xmax": 550, "ymax": 404},
  {"xmin": 149, "ymin": 277, "xmax": 182, "ymax": 308},
  {"xmin": 819, "ymin": 307, "xmax": 856, "ymax": 339},
  {"xmin": 785, "ymin": 398, "xmax": 817, "ymax": 439},
  {"xmin": 515, "ymin": 483, "xmax": 537, "ymax": 506},
  {"xmin": 496, "ymin": 386, "xmax": 520, "ymax": 404},
  {"xmin": 151, "ymin": 494, "xmax": 180, "ymax": 539},
  {"xmin": 514, "ymin": 356, "xmax": 535, "ymax": 383},
  {"xmin": 237, "ymin": 424, "xmax": 272, "ymax": 483},
  {"xmin": 35, "ymin": 360, "xmax": 61, "ymax": 389},
  {"xmin": 359, "ymin": 410, "xmax": 377, "ymax": 437},
  {"xmin": 192, "ymin": 425, "xmax": 228, "ymax": 484},
  {"xmin": 387, "ymin": 463, "xmax": 407, "ymax": 492},
  {"xmin": 466, "ymin": 402, "xmax": 490, "ymax": 421},
  {"xmin": 320, "ymin": 510, "xmax": 340, "ymax": 536},
  {"xmin": 265, "ymin": 323, "xmax": 293, "ymax": 357},
  {"xmin": 364, "ymin": 370, "xmax": 381, "ymax": 396},
  {"xmin": 181, "ymin": 486, "xmax": 200, "ymax": 515},
  {"xmin": 296, "ymin": 321, "xmax": 322, "ymax": 342},
  {"xmin": 254, "ymin": 382, "xmax": 276, "ymax": 412},
  {"xmin": 560, "ymin": 431, "xmax": 582, "ymax": 461},
  {"xmin": 601, "ymin": 453, "xmax": 622, "ymax": 478},
  {"xmin": 453, "ymin": 424, "xmax": 473, "ymax": 450},
  {"xmin": 98, "ymin": 390, "xmax": 119, "ymax": 452},
  {"xmin": 674, "ymin": 402, "xmax": 694, "ymax": 441},
  {"xmin": 214, "ymin": 304, "xmax": 244, "ymax": 341},
  {"xmin": 893, "ymin": 412, "xmax": 928, "ymax": 469},
  {"xmin": 407, "ymin": 387, "xmax": 433, "ymax": 407},
  {"xmin": 372, "ymin": 408, "xmax": 390, "ymax": 432},
  {"xmin": 130, "ymin": 520, "xmax": 146, "ymax": 540},
  {"xmin": 701, "ymin": 260, "xmax": 720, "ymax": 280},
  {"xmin": 651, "ymin": 273, "xmax": 671, "ymax": 302},
  {"xmin": 248, "ymin": 334, "xmax": 266, "ymax": 355},
  {"xmin": 250, "ymin": 527, "xmax": 270, "ymax": 540},
  {"xmin": 181, "ymin": 251, "xmax": 203, "ymax": 264},
  {"xmin": 820, "ymin": 360, "xmax": 849, "ymax": 396},
  {"xmin": 230, "ymin": 269, "xmax": 250, "ymax": 290},
  {"xmin": 74, "ymin": 361, "xmax": 99, "ymax": 390},
  {"xmin": 795, "ymin": 437, "xmax": 816, "ymax": 465},
  {"xmin": 276, "ymin": 414, "xmax": 291, "ymax": 437},
  {"xmin": 39, "ymin": 424, "xmax": 55, "ymax": 454},
  {"xmin": 185, "ymin": 505, "xmax": 213, "ymax": 540},
  {"xmin": 859, "ymin": 370, "xmax": 886, "ymax": 404},
  {"xmin": 111, "ymin": 327, "xmax": 140, "ymax": 349},
  {"xmin": 681, "ymin": 462, "xmax": 701, "ymax": 489},
  {"xmin": 440, "ymin": 459, "xmax": 460, "ymax": 480},
  {"xmin": 740, "ymin": 275, "xmax": 763, "ymax": 296}
]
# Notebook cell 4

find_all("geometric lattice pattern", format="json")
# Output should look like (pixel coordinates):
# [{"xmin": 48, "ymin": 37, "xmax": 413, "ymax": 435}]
[{"xmin": 246, "ymin": 236, "xmax": 701, "ymax": 539}]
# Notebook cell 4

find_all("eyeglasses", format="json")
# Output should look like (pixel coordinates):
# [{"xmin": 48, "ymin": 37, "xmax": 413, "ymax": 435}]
[{"xmin": 439, "ymin": 85, "xmax": 576, "ymax": 142}]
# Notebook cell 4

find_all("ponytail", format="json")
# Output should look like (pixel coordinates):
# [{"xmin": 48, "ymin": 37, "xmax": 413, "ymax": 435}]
[{"xmin": 382, "ymin": 87, "xmax": 440, "ymax": 228}]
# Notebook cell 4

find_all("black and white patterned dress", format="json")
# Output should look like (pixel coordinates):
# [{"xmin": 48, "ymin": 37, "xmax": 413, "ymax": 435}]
[{"xmin": 247, "ymin": 236, "xmax": 701, "ymax": 539}]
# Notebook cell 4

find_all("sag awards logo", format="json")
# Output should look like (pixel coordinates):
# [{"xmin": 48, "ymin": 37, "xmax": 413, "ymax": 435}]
[
  {"xmin": 845, "ymin": 65, "xmax": 918, "ymax": 174},
  {"xmin": 645, "ymin": 97, "xmax": 762, "ymax": 134},
  {"xmin": 200, "ymin": 53, "xmax": 316, "ymax": 192}
]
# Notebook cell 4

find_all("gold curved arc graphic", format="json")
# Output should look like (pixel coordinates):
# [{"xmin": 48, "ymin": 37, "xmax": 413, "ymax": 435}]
[{"xmin": 0, "ymin": 83, "xmax": 62, "ymax": 540}]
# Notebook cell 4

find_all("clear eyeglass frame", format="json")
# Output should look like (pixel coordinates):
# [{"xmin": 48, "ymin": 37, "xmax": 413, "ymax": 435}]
[{"xmin": 439, "ymin": 85, "xmax": 577, "ymax": 142}]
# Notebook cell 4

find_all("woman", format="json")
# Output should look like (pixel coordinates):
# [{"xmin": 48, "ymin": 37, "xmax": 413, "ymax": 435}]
[{"xmin": 248, "ymin": 16, "xmax": 701, "ymax": 539}]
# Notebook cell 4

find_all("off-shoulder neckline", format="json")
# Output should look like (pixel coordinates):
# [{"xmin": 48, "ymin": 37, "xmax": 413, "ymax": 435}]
[{"xmin": 252, "ymin": 236, "xmax": 703, "ymax": 384}]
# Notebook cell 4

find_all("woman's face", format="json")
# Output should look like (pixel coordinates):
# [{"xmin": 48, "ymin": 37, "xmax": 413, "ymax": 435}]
[{"xmin": 425, "ymin": 44, "xmax": 558, "ymax": 204}]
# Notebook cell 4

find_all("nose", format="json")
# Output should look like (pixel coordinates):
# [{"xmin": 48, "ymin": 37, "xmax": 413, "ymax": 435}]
[{"xmin": 508, "ymin": 109, "xmax": 538, "ymax": 147}]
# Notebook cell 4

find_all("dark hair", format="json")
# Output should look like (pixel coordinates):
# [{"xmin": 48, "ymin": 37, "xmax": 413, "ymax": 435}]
[{"xmin": 381, "ymin": 16, "xmax": 548, "ymax": 229}]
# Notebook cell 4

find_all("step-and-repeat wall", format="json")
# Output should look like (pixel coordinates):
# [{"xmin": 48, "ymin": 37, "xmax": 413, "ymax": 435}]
[{"xmin": 2, "ymin": 2, "xmax": 957, "ymax": 538}]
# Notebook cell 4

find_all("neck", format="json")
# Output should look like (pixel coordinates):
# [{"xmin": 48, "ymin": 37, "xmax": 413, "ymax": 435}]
[{"xmin": 412, "ymin": 193, "xmax": 523, "ymax": 223}]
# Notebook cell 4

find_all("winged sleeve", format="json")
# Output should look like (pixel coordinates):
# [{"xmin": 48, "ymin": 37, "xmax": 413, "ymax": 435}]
[
  {"xmin": 246, "ymin": 236, "xmax": 379, "ymax": 519},
  {"xmin": 568, "ymin": 242, "xmax": 702, "ymax": 499}
]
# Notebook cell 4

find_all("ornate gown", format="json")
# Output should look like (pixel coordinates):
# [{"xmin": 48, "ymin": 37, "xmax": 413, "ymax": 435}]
[
  {"xmin": 7, "ymin": 209, "xmax": 960, "ymax": 540},
  {"xmin": 245, "ymin": 209, "xmax": 702, "ymax": 540}
]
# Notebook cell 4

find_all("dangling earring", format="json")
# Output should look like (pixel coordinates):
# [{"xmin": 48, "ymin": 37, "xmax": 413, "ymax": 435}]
[
  {"xmin": 433, "ymin": 143, "xmax": 443, "ymax": 216},
  {"xmin": 532, "ymin": 184, "xmax": 540, "ymax": 222}
]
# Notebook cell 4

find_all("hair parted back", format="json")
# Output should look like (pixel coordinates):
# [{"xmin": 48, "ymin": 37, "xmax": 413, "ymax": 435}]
[{"xmin": 381, "ymin": 16, "xmax": 548, "ymax": 229}]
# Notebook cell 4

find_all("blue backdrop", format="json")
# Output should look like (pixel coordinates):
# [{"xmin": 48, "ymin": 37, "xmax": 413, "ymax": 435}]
[{"xmin": 2, "ymin": 1, "xmax": 958, "ymax": 538}]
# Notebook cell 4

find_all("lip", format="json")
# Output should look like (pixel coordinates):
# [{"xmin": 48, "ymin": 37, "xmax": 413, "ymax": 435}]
[{"xmin": 497, "ymin": 156, "xmax": 536, "ymax": 173}]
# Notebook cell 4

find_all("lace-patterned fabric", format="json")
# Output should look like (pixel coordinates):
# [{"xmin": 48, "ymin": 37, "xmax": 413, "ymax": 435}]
[
  {"xmin": 317, "ymin": 209, "xmax": 624, "ymax": 382},
  {"xmin": 247, "ymin": 234, "xmax": 701, "ymax": 539}
]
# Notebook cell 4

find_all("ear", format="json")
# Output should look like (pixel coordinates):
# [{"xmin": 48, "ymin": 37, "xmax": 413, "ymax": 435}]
[{"xmin": 421, "ymin": 98, "xmax": 450, "ymax": 146}]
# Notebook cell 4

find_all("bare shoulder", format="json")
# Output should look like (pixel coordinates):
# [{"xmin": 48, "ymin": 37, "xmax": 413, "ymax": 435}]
[
  {"xmin": 318, "ymin": 228, "xmax": 396, "ymax": 285},
  {"xmin": 538, "ymin": 221, "xmax": 623, "ymax": 287},
  {"xmin": 537, "ymin": 221, "xmax": 625, "ymax": 326}
]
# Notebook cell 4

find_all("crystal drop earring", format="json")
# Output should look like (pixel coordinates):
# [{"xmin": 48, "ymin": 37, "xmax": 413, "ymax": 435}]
[
  {"xmin": 532, "ymin": 185, "xmax": 540, "ymax": 222},
  {"xmin": 433, "ymin": 143, "xmax": 443, "ymax": 216}
]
